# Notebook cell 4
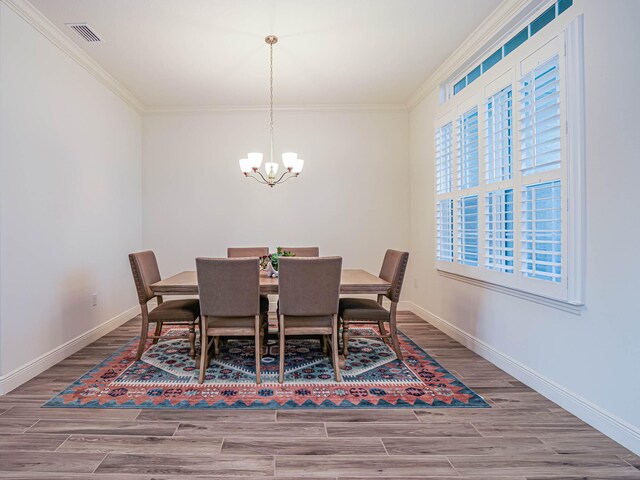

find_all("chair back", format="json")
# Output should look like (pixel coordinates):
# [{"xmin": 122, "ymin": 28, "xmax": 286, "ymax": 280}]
[
  {"xmin": 129, "ymin": 250, "xmax": 161, "ymax": 305},
  {"xmin": 279, "ymin": 257, "xmax": 342, "ymax": 317},
  {"xmin": 379, "ymin": 249, "xmax": 410, "ymax": 303},
  {"xmin": 196, "ymin": 257, "xmax": 260, "ymax": 317},
  {"xmin": 281, "ymin": 247, "xmax": 320, "ymax": 257},
  {"xmin": 227, "ymin": 247, "xmax": 269, "ymax": 258}
]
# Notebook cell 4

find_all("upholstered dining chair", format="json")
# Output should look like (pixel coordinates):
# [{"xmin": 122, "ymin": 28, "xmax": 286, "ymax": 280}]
[
  {"xmin": 195, "ymin": 257, "xmax": 269, "ymax": 384},
  {"xmin": 280, "ymin": 247, "xmax": 319, "ymax": 257},
  {"xmin": 128, "ymin": 251, "xmax": 200, "ymax": 361},
  {"xmin": 227, "ymin": 247, "xmax": 269, "ymax": 258},
  {"xmin": 278, "ymin": 256, "xmax": 343, "ymax": 382},
  {"xmin": 339, "ymin": 249, "xmax": 409, "ymax": 361},
  {"xmin": 227, "ymin": 246, "xmax": 271, "ymax": 328}
]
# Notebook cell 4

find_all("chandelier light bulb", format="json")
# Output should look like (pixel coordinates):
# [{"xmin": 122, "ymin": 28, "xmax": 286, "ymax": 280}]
[
  {"xmin": 248, "ymin": 152, "xmax": 263, "ymax": 170},
  {"xmin": 282, "ymin": 152, "xmax": 297, "ymax": 170}
]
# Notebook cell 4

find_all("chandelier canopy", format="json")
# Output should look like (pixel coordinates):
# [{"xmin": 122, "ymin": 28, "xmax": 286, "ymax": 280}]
[{"xmin": 239, "ymin": 35, "xmax": 303, "ymax": 187}]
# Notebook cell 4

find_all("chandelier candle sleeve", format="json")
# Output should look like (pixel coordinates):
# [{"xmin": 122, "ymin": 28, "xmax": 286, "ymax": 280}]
[{"xmin": 238, "ymin": 35, "xmax": 304, "ymax": 187}]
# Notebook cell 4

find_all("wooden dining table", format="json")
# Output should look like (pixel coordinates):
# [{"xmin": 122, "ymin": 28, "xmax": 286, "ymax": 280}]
[{"xmin": 150, "ymin": 268, "xmax": 391, "ymax": 296}]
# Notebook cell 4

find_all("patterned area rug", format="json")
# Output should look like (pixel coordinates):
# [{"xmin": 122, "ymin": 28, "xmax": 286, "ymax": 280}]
[{"xmin": 45, "ymin": 326, "xmax": 489, "ymax": 409}]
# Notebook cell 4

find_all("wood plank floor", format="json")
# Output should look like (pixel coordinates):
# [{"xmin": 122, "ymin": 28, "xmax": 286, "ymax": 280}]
[{"xmin": 0, "ymin": 311, "xmax": 638, "ymax": 479}]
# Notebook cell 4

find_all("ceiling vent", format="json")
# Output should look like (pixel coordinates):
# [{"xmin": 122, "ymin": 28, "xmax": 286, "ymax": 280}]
[{"xmin": 65, "ymin": 23, "xmax": 102, "ymax": 43}]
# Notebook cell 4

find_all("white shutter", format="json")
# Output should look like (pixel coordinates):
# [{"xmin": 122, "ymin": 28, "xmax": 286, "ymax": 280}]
[
  {"xmin": 457, "ymin": 107, "xmax": 479, "ymax": 189},
  {"xmin": 436, "ymin": 122, "xmax": 453, "ymax": 194},
  {"xmin": 457, "ymin": 195, "xmax": 479, "ymax": 266},
  {"xmin": 521, "ymin": 180, "xmax": 562, "ymax": 282},
  {"xmin": 436, "ymin": 199, "xmax": 454, "ymax": 262},
  {"xmin": 519, "ymin": 55, "xmax": 561, "ymax": 175},
  {"xmin": 485, "ymin": 189, "xmax": 514, "ymax": 273},
  {"xmin": 485, "ymin": 85, "xmax": 513, "ymax": 183}
]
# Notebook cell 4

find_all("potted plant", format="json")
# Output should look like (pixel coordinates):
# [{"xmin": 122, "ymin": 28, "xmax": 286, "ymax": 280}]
[{"xmin": 260, "ymin": 247, "xmax": 295, "ymax": 277}]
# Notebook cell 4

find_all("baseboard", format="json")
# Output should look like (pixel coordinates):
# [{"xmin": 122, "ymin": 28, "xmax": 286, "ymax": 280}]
[
  {"xmin": 0, "ymin": 306, "xmax": 139, "ymax": 395},
  {"xmin": 406, "ymin": 301, "xmax": 640, "ymax": 455}
]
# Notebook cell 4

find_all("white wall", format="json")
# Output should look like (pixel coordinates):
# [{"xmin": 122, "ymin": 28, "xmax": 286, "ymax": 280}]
[
  {"xmin": 142, "ymin": 110, "xmax": 410, "ymax": 275},
  {"xmin": 0, "ymin": 3, "xmax": 142, "ymax": 385},
  {"xmin": 407, "ymin": 0, "xmax": 640, "ymax": 453}
]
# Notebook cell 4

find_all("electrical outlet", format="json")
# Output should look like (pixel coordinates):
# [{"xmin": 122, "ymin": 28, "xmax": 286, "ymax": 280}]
[{"xmin": 91, "ymin": 293, "xmax": 98, "ymax": 307}]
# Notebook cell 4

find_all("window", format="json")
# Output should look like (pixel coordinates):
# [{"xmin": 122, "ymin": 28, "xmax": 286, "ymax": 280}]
[
  {"xmin": 436, "ymin": 122, "xmax": 453, "ymax": 194},
  {"xmin": 458, "ymin": 195, "xmax": 479, "ymax": 266},
  {"xmin": 457, "ymin": 107, "xmax": 479, "ymax": 189},
  {"xmin": 485, "ymin": 85, "xmax": 512, "ymax": 183},
  {"xmin": 433, "ymin": 14, "xmax": 585, "ymax": 305},
  {"xmin": 485, "ymin": 189, "xmax": 514, "ymax": 273},
  {"xmin": 436, "ymin": 199, "xmax": 454, "ymax": 262}
]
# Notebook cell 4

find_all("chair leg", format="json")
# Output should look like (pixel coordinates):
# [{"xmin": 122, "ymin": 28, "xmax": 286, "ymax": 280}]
[
  {"xmin": 341, "ymin": 320, "xmax": 350, "ymax": 357},
  {"xmin": 332, "ymin": 315, "xmax": 342, "ymax": 382},
  {"xmin": 278, "ymin": 316, "xmax": 286, "ymax": 384},
  {"xmin": 378, "ymin": 321, "xmax": 391, "ymax": 345},
  {"xmin": 136, "ymin": 314, "xmax": 149, "ymax": 361},
  {"xmin": 188, "ymin": 321, "xmax": 196, "ymax": 358},
  {"xmin": 322, "ymin": 335, "xmax": 328, "ymax": 354},
  {"xmin": 213, "ymin": 336, "xmax": 220, "ymax": 356},
  {"xmin": 389, "ymin": 317, "xmax": 403, "ymax": 361},
  {"xmin": 255, "ymin": 315, "xmax": 261, "ymax": 384},
  {"xmin": 152, "ymin": 321, "xmax": 163, "ymax": 344},
  {"xmin": 262, "ymin": 313, "xmax": 269, "ymax": 346},
  {"xmin": 198, "ymin": 317, "xmax": 208, "ymax": 384}
]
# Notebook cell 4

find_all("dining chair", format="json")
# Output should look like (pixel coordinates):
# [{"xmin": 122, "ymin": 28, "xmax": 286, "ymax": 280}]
[
  {"xmin": 280, "ymin": 247, "xmax": 319, "ymax": 257},
  {"xmin": 227, "ymin": 246, "xmax": 271, "ymax": 323},
  {"xmin": 195, "ymin": 257, "xmax": 269, "ymax": 384},
  {"xmin": 227, "ymin": 247, "xmax": 269, "ymax": 258},
  {"xmin": 339, "ymin": 249, "xmax": 409, "ymax": 361},
  {"xmin": 278, "ymin": 256, "xmax": 343, "ymax": 382},
  {"xmin": 128, "ymin": 251, "xmax": 200, "ymax": 361}
]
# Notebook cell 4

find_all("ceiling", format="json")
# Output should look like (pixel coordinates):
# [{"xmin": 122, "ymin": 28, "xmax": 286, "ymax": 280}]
[{"xmin": 30, "ymin": 0, "xmax": 502, "ymax": 108}]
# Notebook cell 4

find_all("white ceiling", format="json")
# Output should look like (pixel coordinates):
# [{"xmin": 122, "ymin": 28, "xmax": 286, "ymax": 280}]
[{"xmin": 30, "ymin": 0, "xmax": 502, "ymax": 108}]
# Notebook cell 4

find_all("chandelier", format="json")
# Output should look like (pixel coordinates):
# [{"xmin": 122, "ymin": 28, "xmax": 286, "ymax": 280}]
[{"xmin": 239, "ymin": 35, "xmax": 304, "ymax": 187}]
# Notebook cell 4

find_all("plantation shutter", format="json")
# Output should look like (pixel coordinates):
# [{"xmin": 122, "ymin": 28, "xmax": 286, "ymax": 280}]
[
  {"xmin": 458, "ymin": 195, "xmax": 479, "ymax": 266},
  {"xmin": 457, "ymin": 107, "xmax": 479, "ymax": 189},
  {"xmin": 485, "ymin": 85, "xmax": 513, "ymax": 183},
  {"xmin": 436, "ymin": 122, "xmax": 453, "ymax": 194},
  {"xmin": 519, "ymin": 55, "xmax": 561, "ymax": 175},
  {"xmin": 436, "ymin": 199, "xmax": 454, "ymax": 262},
  {"xmin": 521, "ymin": 181, "xmax": 562, "ymax": 282},
  {"xmin": 485, "ymin": 189, "xmax": 514, "ymax": 273}
]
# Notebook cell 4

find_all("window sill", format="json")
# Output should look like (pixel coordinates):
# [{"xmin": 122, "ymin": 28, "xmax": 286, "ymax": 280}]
[{"xmin": 437, "ymin": 269, "xmax": 584, "ymax": 315}]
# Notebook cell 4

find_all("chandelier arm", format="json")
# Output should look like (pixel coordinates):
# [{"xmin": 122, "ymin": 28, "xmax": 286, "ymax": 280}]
[
  {"xmin": 252, "ymin": 170, "xmax": 271, "ymax": 184},
  {"xmin": 276, "ymin": 173, "xmax": 298, "ymax": 185},
  {"xmin": 273, "ymin": 170, "xmax": 292, "ymax": 184}
]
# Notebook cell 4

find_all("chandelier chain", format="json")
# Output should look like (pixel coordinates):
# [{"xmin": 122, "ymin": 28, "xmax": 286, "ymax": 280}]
[{"xmin": 269, "ymin": 41, "xmax": 274, "ymax": 164}]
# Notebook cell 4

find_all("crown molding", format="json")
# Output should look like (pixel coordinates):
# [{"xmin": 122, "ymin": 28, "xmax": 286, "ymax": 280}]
[
  {"xmin": 406, "ymin": 0, "xmax": 547, "ymax": 110},
  {"xmin": 143, "ymin": 103, "xmax": 409, "ymax": 115},
  {"xmin": 1, "ymin": 0, "xmax": 145, "ymax": 113}
]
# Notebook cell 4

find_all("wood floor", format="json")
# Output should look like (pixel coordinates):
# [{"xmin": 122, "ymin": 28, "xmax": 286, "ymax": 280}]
[{"xmin": 0, "ymin": 311, "xmax": 638, "ymax": 479}]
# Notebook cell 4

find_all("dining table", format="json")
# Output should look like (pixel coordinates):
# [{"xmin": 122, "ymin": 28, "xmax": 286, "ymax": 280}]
[
  {"xmin": 150, "ymin": 268, "xmax": 390, "ymax": 369},
  {"xmin": 149, "ymin": 268, "xmax": 391, "ymax": 296}
]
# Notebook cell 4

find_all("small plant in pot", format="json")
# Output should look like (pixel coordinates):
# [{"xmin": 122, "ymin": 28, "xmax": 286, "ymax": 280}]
[{"xmin": 260, "ymin": 247, "xmax": 295, "ymax": 277}]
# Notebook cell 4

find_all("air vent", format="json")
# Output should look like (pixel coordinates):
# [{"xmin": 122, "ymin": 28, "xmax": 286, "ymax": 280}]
[{"xmin": 66, "ymin": 23, "xmax": 102, "ymax": 43}]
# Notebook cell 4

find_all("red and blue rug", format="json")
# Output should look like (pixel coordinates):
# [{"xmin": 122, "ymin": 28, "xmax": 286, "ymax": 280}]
[{"xmin": 45, "ymin": 326, "xmax": 488, "ymax": 409}]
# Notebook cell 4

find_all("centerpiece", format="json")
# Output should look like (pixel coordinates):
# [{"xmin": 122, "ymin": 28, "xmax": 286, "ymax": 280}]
[{"xmin": 260, "ymin": 247, "xmax": 295, "ymax": 277}]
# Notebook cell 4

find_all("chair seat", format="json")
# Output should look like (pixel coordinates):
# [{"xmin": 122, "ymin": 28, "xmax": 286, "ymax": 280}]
[
  {"xmin": 260, "ymin": 294, "xmax": 270, "ymax": 313},
  {"xmin": 339, "ymin": 298, "xmax": 390, "ymax": 321},
  {"xmin": 149, "ymin": 299, "xmax": 200, "ymax": 322}
]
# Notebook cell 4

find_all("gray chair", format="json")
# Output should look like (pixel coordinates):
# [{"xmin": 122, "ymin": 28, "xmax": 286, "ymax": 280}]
[
  {"xmin": 278, "ymin": 256, "xmax": 343, "ymax": 383},
  {"xmin": 196, "ymin": 257, "xmax": 269, "ymax": 384},
  {"xmin": 339, "ymin": 249, "xmax": 409, "ymax": 360},
  {"xmin": 280, "ymin": 247, "xmax": 319, "ymax": 257},
  {"xmin": 227, "ymin": 247, "xmax": 269, "ymax": 258},
  {"xmin": 227, "ymin": 246, "xmax": 270, "ymax": 314},
  {"xmin": 129, "ymin": 251, "xmax": 200, "ymax": 361}
]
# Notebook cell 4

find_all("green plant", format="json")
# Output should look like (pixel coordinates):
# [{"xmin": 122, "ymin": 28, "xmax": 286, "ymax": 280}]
[{"xmin": 271, "ymin": 247, "xmax": 295, "ymax": 271}]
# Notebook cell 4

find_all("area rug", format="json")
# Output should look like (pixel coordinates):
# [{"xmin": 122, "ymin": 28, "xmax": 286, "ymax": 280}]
[{"xmin": 44, "ymin": 326, "xmax": 489, "ymax": 409}]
